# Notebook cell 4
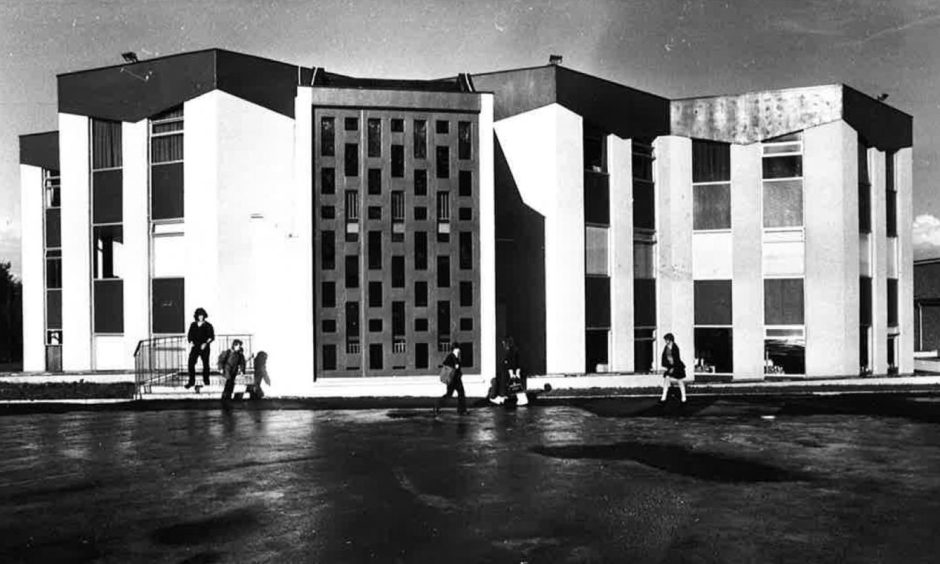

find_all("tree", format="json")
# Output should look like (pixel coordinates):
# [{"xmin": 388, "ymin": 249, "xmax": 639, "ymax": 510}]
[{"xmin": 0, "ymin": 262, "xmax": 23, "ymax": 365}]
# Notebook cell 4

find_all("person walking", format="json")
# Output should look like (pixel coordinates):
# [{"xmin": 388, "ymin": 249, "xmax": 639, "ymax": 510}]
[
  {"xmin": 435, "ymin": 342, "xmax": 467, "ymax": 415},
  {"xmin": 220, "ymin": 339, "xmax": 247, "ymax": 403},
  {"xmin": 659, "ymin": 332, "xmax": 688, "ymax": 403},
  {"xmin": 185, "ymin": 307, "xmax": 215, "ymax": 389}
]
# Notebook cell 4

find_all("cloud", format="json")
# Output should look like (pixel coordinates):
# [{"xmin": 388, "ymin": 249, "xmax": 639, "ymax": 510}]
[{"xmin": 912, "ymin": 214, "xmax": 940, "ymax": 259}]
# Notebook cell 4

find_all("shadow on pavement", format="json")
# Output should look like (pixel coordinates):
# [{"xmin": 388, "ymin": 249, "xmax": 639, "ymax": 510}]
[{"xmin": 150, "ymin": 506, "xmax": 261, "ymax": 547}]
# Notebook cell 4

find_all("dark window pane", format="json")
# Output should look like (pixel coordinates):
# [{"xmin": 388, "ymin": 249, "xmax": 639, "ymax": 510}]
[
  {"xmin": 692, "ymin": 140, "xmax": 730, "ymax": 183},
  {"xmin": 46, "ymin": 257, "xmax": 62, "ymax": 289},
  {"xmin": 44, "ymin": 208, "xmax": 61, "ymax": 249},
  {"xmin": 458, "ymin": 121, "xmax": 471, "ymax": 160},
  {"xmin": 415, "ymin": 232, "xmax": 428, "ymax": 270},
  {"xmin": 460, "ymin": 281, "xmax": 473, "ymax": 307},
  {"xmin": 151, "ymin": 163, "xmax": 184, "ymax": 220},
  {"xmin": 437, "ymin": 300, "xmax": 450, "ymax": 336},
  {"xmin": 321, "ymin": 168, "xmax": 335, "ymax": 194},
  {"xmin": 888, "ymin": 278, "xmax": 898, "ymax": 327},
  {"xmin": 345, "ymin": 143, "xmax": 359, "ymax": 177},
  {"xmin": 322, "ymin": 319, "xmax": 336, "ymax": 333},
  {"xmin": 345, "ymin": 255, "xmax": 359, "ymax": 288},
  {"xmin": 322, "ymin": 344, "xmax": 336, "ymax": 370},
  {"xmin": 693, "ymin": 184, "xmax": 731, "ymax": 230},
  {"xmin": 368, "ymin": 206, "xmax": 381, "ymax": 220},
  {"xmin": 860, "ymin": 276, "xmax": 872, "ymax": 326},
  {"xmin": 369, "ymin": 319, "xmax": 382, "ymax": 332},
  {"xmin": 367, "ymin": 118, "xmax": 381, "ymax": 158},
  {"xmin": 764, "ymin": 278, "xmax": 804, "ymax": 325},
  {"xmin": 436, "ymin": 146, "xmax": 449, "ymax": 179},
  {"xmin": 415, "ymin": 207, "xmax": 427, "ymax": 220},
  {"xmin": 584, "ymin": 136, "xmax": 605, "ymax": 172},
  {"xmin": 151, "ymin": 134, "xmax": 183, "ymax": 163},
  {"xmin": 368, "ymin": 231, "xmax": 382, "ymax": 269},
  {"xmin": 345, "ymin": 117, "xmax": 358, "ymax": 131},
  {"xmin": 459, "ymin": 207, "xmax": 472, "ymax": 221},
  {"xmin": 633, "ymin": 182, "xmax": 655, "ymax": 230},
  {"xmin": 346, "ymin": 302, "xmax": 360, "ymax": 337},
  {"xmin": 414, "ymin": 169, "xmax": 427, "ymax": 195},
  {"xmin": 91, "ymin": 119, "xmax": 122, "ymax": 169},
  {"xmin": 415, "ymin": 281, "xmax": 428, "ymax": 307},
  {"xmin": 585, "ymin": 329, "xmax": 608, "ymax": 372},
  {"xmin": 392, "ymin": 145, "xmax": 404, "ymax": 177},
  {"xmin": 461, "ymin": 342, "xmax": 474, "ymax": 368},
  {"xmin": 459, "ymin": 232, "xmax": 472, "ymax": 270},
  {"xmin": 460, "ymin": 318, "xmax": 473, "ymax": 331},
  {"xmin": 765, "ymin": 337, "xmax": 805, "ymax": 375},
  {"xmin": 694, "ymin": 280, "xmax": 732, "ymax": 325},
  {"xmin": 92, "ymin": 225, "xmax": 123, "ymax": 279},
  {"xmin": 437, "ymin": 256, "xmax": 450, "ymax": 287},
  {"xmin": 368, "ymin": 168, "xmax": 381, "ymax": 195},
  {"xmin": 321, "ymin": 281, "xmax": 335, "ymax": 308},
  {"xmin": 762, "ymin": 155, "xmax": 802, "ymax": 179},
  {"xmin": 415, "ymin": 318, "xmax": 428, "ymax": 331},
  {"xmin": 369, "ymin": 344, "xmax": 383, "ymax": 370},
  {"xmin": 46, "ymin": 289, "xmax": 61, "ymax": 329},
  {"xmin": 152, "ymin": 278, "xmax": 184, "ymax": 334},
  {"xmin": 585, "ymin": 276, "xmax": 611, "ymax": 329},
  {"xmin": 763, "ymin": 180, "xmax": 803, "ymax": 228},
  {"xmin": 414, "ymin": 120, "xmax": 427, "ymax": 159},
  {"xmin": 632, "ymin": 150, "xmax": 653, "ymax": 181},
  {"xmin": 391, "ymin": 119, "xmax": 404, "ymax": 132},
  {"xmin": 886, "ymin": 189, "xmax": 897, "ymax": 237},
  {"xmin": 694, "ymin": 328, "xmax": 733, "ymax": 373},
  {"xmin": 584, "ymin": 172, "xmax": 609, "ymax": 225},
  {"xmin": 369, "ymin": 281, "xmax": 382, "ymax": 308},
  {"xmin": 321, "ymin": 205, "xmax": 335, "ymax": 219},
  {"xmin": 634, "ymin": 278, "xmax": 656, "ymax": 327},
  {"xmin": 320, "ymin": 117, "xmax": 334, "ymax": 157},
  {"xmin": 416, "ymin": 342, "xmax": 428, "ymax": 368},
  {"xmin": 393, "ymin": 301, "xmax": 405, "ymax": 336},
  {"xmin": 93, "ymin": 169, "xmax": 123, "ymax": 224},
  {"xmin": 392, "ymin": 256, "xmax": 405, "ymax": 288},
  {"xmin": 436, "ymin": 120, "xmax": 449, "ymax": 134},
  {"xmin": 94, "ymin": 279, "xmax": 123, "ymax": 333},
  {"xmin": 459, "ymin": 170, "xmax": 471, "ymax": 197},
  {"xmin": 321, "ymin": 231, "xmax": 335, "ymax": 270}
]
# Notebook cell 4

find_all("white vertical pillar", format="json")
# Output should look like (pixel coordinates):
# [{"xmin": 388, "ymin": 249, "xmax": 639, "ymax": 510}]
[
  {"xmin": 655, "ymin": 136, "xmax": 693, "ymax": 371},
  {"xmin": 479, "ymin": 93, "xmax": 497, "ymax": 382},
  {"xmin": 59, "ymin": 113, "xmax": 92, "ymax": 371},
  {"xmin": 608, "ymin": 135, "xmax": 633, "ymax": 371},
  {"xmin": 870, "ymin": 148, "xmax": 888, "ymax": 374},
  {"xmin": 897, "ymin": 146, "xmax": 914, "ymax": 374},
  {"xmin": 123, "ymin": 120, "xmax": 150, "ymax": 367},
  {"xmin": 804, "ymin": 120, "xmax": 859, "ymax": 377},
  {"xmin": 731, "ymin": 143, "xmax": 765, "ymax": 380},
  {"xmin": 20, "ymin": 164, "xmax": 45, "ymax": 371}
]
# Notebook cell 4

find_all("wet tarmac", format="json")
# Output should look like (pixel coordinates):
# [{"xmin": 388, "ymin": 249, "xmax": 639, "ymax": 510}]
[{"xmin": 2, "ymin": 403, "xmax": 940, "ymax": 563}]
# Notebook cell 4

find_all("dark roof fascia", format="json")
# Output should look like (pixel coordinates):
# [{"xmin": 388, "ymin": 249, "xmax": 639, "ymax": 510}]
[
  {"xmin": 19, "ymin": 131, "xmax": 59, "ymax": 170},
  {"xmin": 55, "ymin": 47, "xmax": 221, "ymax": 78},
  {"xmin": 915, "ymin": 258, "xmax": 940, "ymax": 266},
  {"xmin": 842, "ymin": 84, "xmax": 912, "ymax": 151}
]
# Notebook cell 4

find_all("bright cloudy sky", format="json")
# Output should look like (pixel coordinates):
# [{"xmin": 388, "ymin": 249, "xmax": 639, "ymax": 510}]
[{"xmin": 2, "ymin": 0, "xmax": 940, "ymax": 277}]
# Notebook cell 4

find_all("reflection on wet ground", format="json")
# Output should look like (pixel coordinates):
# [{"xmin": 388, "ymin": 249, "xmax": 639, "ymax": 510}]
[{"xmin": 0, "ymin": 404, "xmax": 939, "ymax": 562}]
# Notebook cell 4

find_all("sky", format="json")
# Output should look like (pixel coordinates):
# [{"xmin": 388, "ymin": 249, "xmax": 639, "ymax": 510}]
[{"xmin": 1, "ymin": 0, "xmax": 939, "ymax": 278}]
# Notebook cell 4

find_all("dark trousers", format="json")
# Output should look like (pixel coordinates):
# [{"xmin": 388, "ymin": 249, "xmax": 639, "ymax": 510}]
[
  {"xmin": 436, "ymin": 374, "xmax": 466, "ymax": 412},
  {"xmin": 187, "ymin": 346, "xmax": 211, "ymax": 386},
  {"xmin": 221, "ymin": 375, "xmax": 237, "ymax": 402}
]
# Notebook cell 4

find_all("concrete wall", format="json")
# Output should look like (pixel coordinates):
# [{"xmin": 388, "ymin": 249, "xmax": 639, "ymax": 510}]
[
  {"xmin": 897, "ymin": 147, "xmax": 914, "ymax": 373},
  {"xmin": 20, "ymin": 164, "xmax": 45, "ymax": 371},
  {"xmin": 479, "ymin": 93, "xmax": 497, "ymax": 383},
  {"xmin": 731, "ymin": 143, "xmax": 765, "ymax": 379},
  {"xmin": 122, "ymin": 120, "xmax": 150, "ymax": 367},
  {"xmin": 493, "ymin": 103, "xmax": 585, "ymax": 374},
  {"xmin": 59, "ymin": 113, "xmax": 92, "ymax": 371},
  {"xmin": 655, "ymin": 136, "xmax": 693, "ymax": 368},
  {"xmin": 870, "ymin": 147, "xmax": 888, "ymax": 374},
  {"xmin": 608, "ymin": 135, "xmax": 633, "ymax": 371},
  {"xmin": 804, "ymin": 120, "xmax": 859, "ymax": 377}
]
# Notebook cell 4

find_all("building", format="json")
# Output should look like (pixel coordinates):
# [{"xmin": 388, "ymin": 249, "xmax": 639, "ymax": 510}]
[
  {"xmin": 20, "ymin": 49, "xmax": 914, "ymax": 391},
  {"xmin": 914, "ymin": 258, "xmax": 940, "ymax": 354}
]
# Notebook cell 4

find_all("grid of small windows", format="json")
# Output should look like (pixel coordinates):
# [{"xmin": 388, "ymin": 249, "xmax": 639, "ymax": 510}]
[
  {"xmin": 44, "ymin": 169, "xmax": 63, "ymax": 349},
  {"xmin": 314, "ymin": 109, "xmax": 479, "ymax": 376}
]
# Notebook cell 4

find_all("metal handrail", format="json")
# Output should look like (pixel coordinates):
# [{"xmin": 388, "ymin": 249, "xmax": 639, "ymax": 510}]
[{"xmin": 134, "ymin": 334, "xmax": 254, "ymax": 399}]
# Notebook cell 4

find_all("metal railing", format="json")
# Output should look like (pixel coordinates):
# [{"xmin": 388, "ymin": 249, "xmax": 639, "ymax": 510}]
[{"xmin": 134, "ymin": 334, "xmax": 253, "ymax": 398}]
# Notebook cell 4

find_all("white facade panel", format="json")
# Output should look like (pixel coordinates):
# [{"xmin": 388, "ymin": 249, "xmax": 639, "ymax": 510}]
[
  {"xmin": 858, "ymin": 233, "xmax": 872, "ymax": 277},
  {"xmin": 897, "ymin": 147, "xmax": 915, "ymax": 373},
  {"xmin": 123, "ymin": 119, "xmax": 150, "ymax": 367},
  {"xmin": 692, "ymin": 232, "xmax": 733, "ymax": 280},
  {"xmin": 608, "ymin": 135, "xmax": 633, "ymax": 371},
  {"xmin": 731, "ymin": 143, "xmax": 765, "ymax": 379},
  {"xmin": 20, "ymin": 164, "xmax": 45, "ymax": 371},
  {"xmin": 152, "ymin": 233, "xmax": 186, "ymax": 278},
  {"xmin": 478, "ymin": 93, "xmax": 497, "ymax": 384},
  {"xmin": 93, "ymin": 335, "xmax": 125, "ymax": 370}
]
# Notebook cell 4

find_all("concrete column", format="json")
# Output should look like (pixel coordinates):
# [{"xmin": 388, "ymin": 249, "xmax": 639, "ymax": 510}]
[
  {"xmin": 123, "ymin": 120, "xmax": 150, "ymax": 367},
  {"xmin": 20, "ymin": 164, "xmax": 45, "ymax": 371},
  {"xmin": 59, "ymin": 113, "xmax": 92, "ymax": 371},
  {"xmin": 654, "ymin": 136, "xmax": 693, "ymax": 370},
  {"xmin": 731, "ymin": 143, "xmax": 765, "ymax": 380},
  {"xmin": 897, "ymin": 147, "xmax": 914, "ymax": 373},
  {"xmin": 804, "ymin": 120, "xmax": 859, "ymax": 377},
  {"xmin": 608, "ymin": 135, "xmax": 633, "ymax": 372},
  {"xmin": 870, "ymin": 148, "xmax": 888, "ymax": 374},
  {"xmin": 479, "ymin": 93, "xmax": 497, "ymax": 382}
]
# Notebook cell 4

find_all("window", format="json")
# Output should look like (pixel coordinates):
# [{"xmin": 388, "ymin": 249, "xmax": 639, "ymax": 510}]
[
  {"xmin": 695, "ymin": 328, "xmax": 733, "ymax": 373},
  {"xmin": 692, "ymin": 140, "xmax": 730, "ymax": 183},
  {"xmin": 437, "ymin": 192, "xmax": 450, "ymax": 223},
  {"xmin": 322, "ymin": 319, "xmax": 336, "ymax": 333},
  {"xmin": 585, "ymin": 226, "xmax": 609, "ymax": 276},
  {"xmin": 460, "ymin": 281, "xmax": 473, "ymax": 307},
  {"xmin": 415, "ymin": 232, "xmax": 428, "ymax": 270},
  {"xmin": 458, "ymin": 170, "xmax": 472, "ymax": 198},
  {"xmin": 633, "ymin": 241, "xmax": 655, "ymax": 279},
  {"xmin": 888, "ymin": 278, "xmax": 898, "ymax": 327},
  {"xmin": 414, "ymin": 120, "xmax": 427, "ymax": 159},
  {"xmin": 320, "ymin": 117, "xmax": 335, "ymax": 157},
  {"xmin": 392, "ymin": 256, "xmax": 405, "ymax": 288},
  {"xmin": 345, "ymin": 190, "xmax": 359, "ymax": 221},
  {"xmin": 150, "ymin": 108, "xmax": 184, "ymax": 221},
  {"xmin": 322, "ymin": 345, "xmax": 336, "ymax": 370},
  {"xmin": 345, "ymin": 255, "xmax": 359, "ymax": 288},
  {"xmin": 91, "ymin": 119, "xmax": 122, "ymax": 170},
  {"xmin": 859, "ymin": 139, "xmax": 871, "ymax": 234},
  {"xmin": 393, "ymin": 301, "xmax": 405, "ymax": 336},
  {"xmin": 368, "ymin": 168, "xmax": 381, "ymax": 195},
  {"xmin": 437, "ymin": 256, "xmax": 450, "ymax": 287},
  {"xmin": 392, "ymin": 192, "xmax": 405, "ymax": 222},
  {"xmin": 765, "ymin": 328, "xmax": 805, "ymax": 375},
  {"xmin": 152, "ymin": 278, "xmax": 184, "ymax": 334},
  {"xmin": 345, "ymin": 143, "xmax": 359, "ymax": 177},
  {"xmin": 436, "ymin": 120, "xmax": 449, "ymax": 134},
  {"xmin": 369, "ymin": 281, "xmax": 382, "ymax": 308},
  {"xmin": 369, "ymin": 344, "xmax": 383, "ymax": 369},
  {"xmin": 762, "ymin": 156, "xmax": 802, "ymax": 179},
  {"xmin": 46, "ymin": 253, "xmax": 62, "ymax": 289},
  {"xmin": 860, "ymin": 276, "xmax": 873, "ymax": 327},
  {"xmin": 634, "ymin": 328, "xmax": 656, "ymax": 373},
  {"xmin": 694, "ymin": 280, "xmax": 732, "ymax": 325},
  {"xmin": 415, "ymin": 318, "xmax": 428, "ymax": 331},
  {"xmin": 346, "ymin": 302, "xmax": 360, "ymax": 338},
  {"xmin": 46, "ymin": 292, "xmax": 62, "ymax": 332},
  {"xmin": 321, "ymin": 205, "xmax": 335, "ymax": 220},
  {"xmin": 416, "ymin": 342, "xmax": 429, "ymax": 368},
  {"xmin": 415, "ymin": 207, "xmax": 428, "ymax": 221},
  {"xmin": 345, "ymin": 117, "xmax": 358, "ymax": 131},
  {"xmin": 415, "ymin": 281, "xmax": 428, "ymax": 307},
  {"xmin": 392, "ymin": 145, "xmax": 404, "ymax": 177},
  {"xmin": 461, "ymin": 342, "xmax": 474, "ymax": 368},
  {"xmin": 460, "ymin": 318, "xmax": 473, "ymax": 331},
  {"xmin": 45, "ymin": 207, "xmax": 61, "ymax": 249},
  {"xmin": 764, "ymin": 279, "xmax": 804, "ymax": 325},
  {"xmin": 414, "ymin": 169, "xmax": 428, "ymax": 196},
  {"xmin": 762, "ymin": 134, "xmax": 803, "ymax": 228},
  {"xmin": 368, "ymin": 231, "xmax": 382, "ymax": 270},
  {"xmin": 368, "ymin": 206, "xmax": 381, "ymax": 220},
  {"xmin": 583, "ymin": 132, "xmax": 606, "ymax": 172},
  {"xmin": 437, "ymin": 300, "xmax": 450, "ymax": 337},
  {"xmin": 634, "ymin": 279, "xmax": 656, "ymax": 327},
  {"xmin": 633, "ymin": 139, "xmax": 655, "ymax": 230},
  {"xmin": 459, "ymin": 207, "xmax": 472, "ymax": 221},
  {"xmin": 150, "ymin": 106, "xmax": 183, "ymax": 164},
  {"xmin": 458, "ymin": 121, "xmax": 471, "ymax": 159},
  {"xmin": 321, "ymin": 168, "xmax": 335, "ymax": 195},
  {"xmin": 584, "ymin": 168, "xmax": 609, "ymax": 225},
  {"xmin": 886, "ymin": 152, "xmax": 897, "ymax": 238},
  {"xmin": 321, "ymin": 231, "xmax": 335, "ymax": 270},
  {"xmin": 94, "ymin": 279, "xmax": 123, "ymax": 333},
  {"xmin": 321, "ymin": 281, "xmax": 336, "ymax": 308},
  {"xmin": 93, "ymin": 226, "xmax": 123, "ymax": 279},
  {"xmin": 459, "ymin": 232, "xmax": 472, "ymax": 270},
  {"xmin": 436, "ymin": 146, "xmax": 449, "ymax": 179},
  {"xmin": 369, "ymin": 319, "xmax": 382, "ymax": 332},
  {"xmin": 692, "ymin": 140, "xmax": 731, "ymax": 230},
  {"xmin": 93, "ymin": 169, "xmax": 123, "ymax": 224},
  {"xmin": 391, "ymin": 119, "xmax": 404, "ymax": 132},
  {"xmin": 367, "ymin": 118, "xmax": 381, "ymax": 158},
  {"xmin": 585, "ymin": 329, "xmax": 608, "ymax": 372},
  {"xmin": 585, "ymin": 276, "xmax": 611, "ymax": 329},
  {"xmin": 44, "ymin": 171, "xmax": 61, "ymax": 209}
]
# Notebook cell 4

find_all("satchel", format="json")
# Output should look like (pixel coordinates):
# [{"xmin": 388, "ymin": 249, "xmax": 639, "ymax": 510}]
[{"xmin": 439, "ymin": 365, "xmax": 455, "ymax": 385}]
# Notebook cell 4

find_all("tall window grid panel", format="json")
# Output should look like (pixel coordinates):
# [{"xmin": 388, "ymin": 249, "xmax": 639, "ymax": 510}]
[
  {"xmin": 761, "ymin": 133, "xmax": 803, "ymax": 230},
  {"xmin": 632, "ymin": 138, "xmax": 656, "ymax": 231},
  {"xmin": 91, "ymin": 119, "xmax": 124, "ymax": 335},
  {"xmin": 886, "ymin": 151, "xmax": 898, "ymax": 238},
  {"xmin": 858, "ymin": 137, "xmax": 872, "ymax": 234},
  {"xmin": 44, "ymin": 170, "xmax": 63, "ymax": 354},
  {"xmin": 763, "ymin": 277, "xmax": 805, "ymax": 375},
  {"xmin": 692, "ymin": 140, "xmax": 731, "ymax": 231},
  {"xmin": 693, "ymin": 280, "xmax": 733, "ymax": 374},
  {"xmin": 633, "ymin": 234, "xmax": 656, "ymax": 373}
]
